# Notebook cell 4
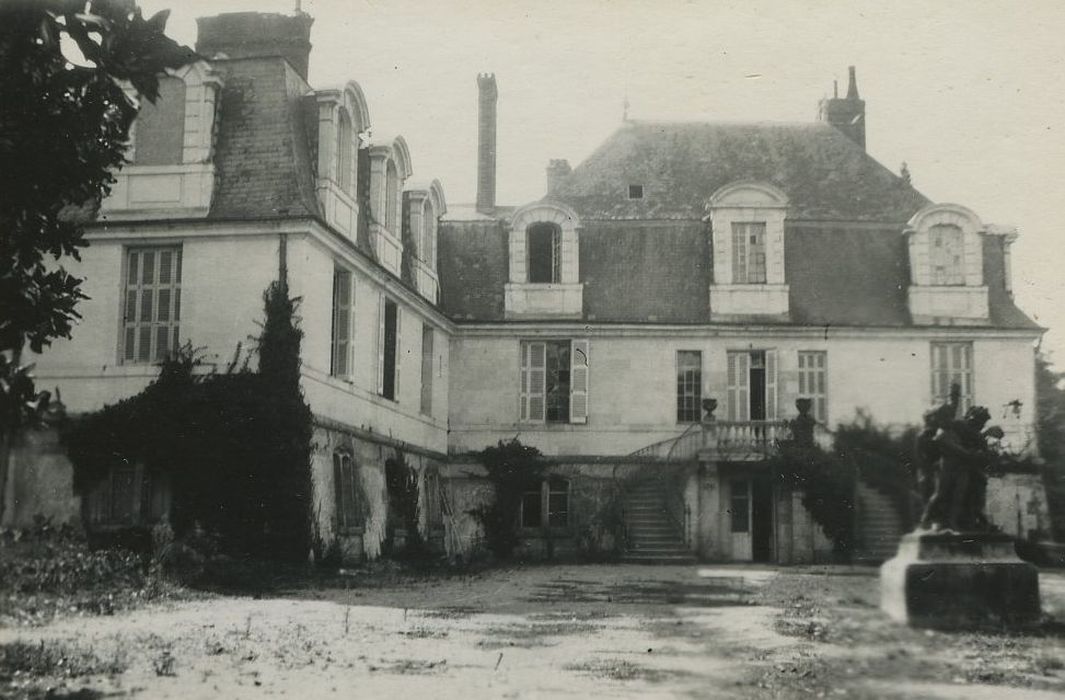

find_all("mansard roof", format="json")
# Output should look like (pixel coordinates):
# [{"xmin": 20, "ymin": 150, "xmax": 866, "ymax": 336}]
[{"xmin": 554, "ymin": 120, "xmax": 930, "ymax": 222}]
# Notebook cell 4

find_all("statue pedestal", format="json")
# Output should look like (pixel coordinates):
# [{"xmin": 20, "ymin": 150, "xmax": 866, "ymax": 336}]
[{"xmin": 880, "ymin": 531, "xmax": 1040, "ymax": 630}]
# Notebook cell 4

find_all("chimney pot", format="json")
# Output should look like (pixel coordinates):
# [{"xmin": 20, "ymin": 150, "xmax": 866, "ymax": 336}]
[{"xmin": 818, "ymin": 65, "xmax": 866, "ymax": 150}]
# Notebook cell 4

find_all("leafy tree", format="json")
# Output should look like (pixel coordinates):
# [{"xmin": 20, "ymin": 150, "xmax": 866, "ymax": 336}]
[
  {"xmin": 1035, "ymin": 351, "xmax": 1065, "ymax": 540},
  {"xmin": 0, "ymin": 1, "xmax": 192, "ymax": 518}
]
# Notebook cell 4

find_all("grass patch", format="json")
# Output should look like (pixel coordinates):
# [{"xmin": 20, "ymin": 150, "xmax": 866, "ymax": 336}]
[{"xmin": 564, "ymin": 659, "xmax": 684, "ymax": 683}]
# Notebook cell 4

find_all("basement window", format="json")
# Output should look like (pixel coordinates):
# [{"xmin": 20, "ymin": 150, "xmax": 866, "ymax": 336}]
[{"xmin": 627, "ymin": 184, "xmax": 644, "ymax": 200}]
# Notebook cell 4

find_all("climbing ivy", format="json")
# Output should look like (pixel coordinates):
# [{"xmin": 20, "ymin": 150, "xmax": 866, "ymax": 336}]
[
  {"xmin": 64, "ymin": 278, "xmax": 314, "ymax": 561},
  {"xmin": 471, "ymin": 439, "xmax": 546, "ymax": 559}
]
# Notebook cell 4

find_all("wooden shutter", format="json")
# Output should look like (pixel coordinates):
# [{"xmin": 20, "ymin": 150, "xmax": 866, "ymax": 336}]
[
  {"xmin": 333, "ymin": 453, "xmax": 344, "ymax": 529},
  {"xmin": 394, "ymin": 306, "xmax": 402, "ymax": 399},
  {"xmin": 727, "ymin": 352, "xmax": 750, "ymax": 421},
  {"xmin": 765, "ymin": 349, "xmax": 778, "ymax": 420},
  {"xmin": 520, "ymin": 342, "xmax": 546, "ymax": 422},
  {"xmin": 569, "ymin": 339, "xmax": 590, "ymax": 424},
  {"xmin": 332, "ymin": 270, "xmax": 352, "ymax": 377},
  {"xmin": 377, "ymin": 296, "xmax": 386, "ymax": 395}
]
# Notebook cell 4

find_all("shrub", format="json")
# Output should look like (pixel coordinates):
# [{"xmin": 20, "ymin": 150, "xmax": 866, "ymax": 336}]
[
  {"xmin": 385, "ymin": 450, "xmax": 425, "ymax": 558},
  {"xmin": 769, "ymin": 441, "xmax": 856, "ymax": 555},
  {"xmin": 470, "ymin": 439, "xmax": 546, "ymax": 559}
]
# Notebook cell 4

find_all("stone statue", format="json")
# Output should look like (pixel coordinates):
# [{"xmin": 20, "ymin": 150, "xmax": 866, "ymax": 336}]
[{"xmin": 916, "ymin": 384, "xmax": 1000, "ymax": 533}]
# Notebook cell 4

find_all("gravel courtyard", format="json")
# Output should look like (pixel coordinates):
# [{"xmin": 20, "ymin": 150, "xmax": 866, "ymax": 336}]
[{"xmin": 3, "ymin": 564, "xmax": 1065, "ymax": 699}]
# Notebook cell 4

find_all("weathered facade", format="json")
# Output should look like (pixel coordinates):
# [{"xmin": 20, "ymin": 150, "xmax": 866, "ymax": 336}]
[{"xmin": 14, "ymin": 12, "xmax": 1047, "ymax": 565}]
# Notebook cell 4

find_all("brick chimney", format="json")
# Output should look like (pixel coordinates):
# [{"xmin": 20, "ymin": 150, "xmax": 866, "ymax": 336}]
[
  {"xmin": 818, "ymin": 66, "xmax": 865, "ymax": 149},
  {"xmin": 196, "ymin": 12, "xmax": 314, "ymax": 82},
  {"xmin": 546, "ymin": 159, "xmax": 571, "ymax": 197},
  {"xmin": 476, "ymin": 73, "xmax": 498, "ymax": 213}
]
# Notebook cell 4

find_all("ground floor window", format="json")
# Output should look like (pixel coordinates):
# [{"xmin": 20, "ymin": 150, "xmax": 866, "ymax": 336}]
[
  {"xmin": 85, "ymin": 464, "xmax": 169, "ymax": 528},
  {"xmin": 520, "ymin": 478, "xmax": 570, "ymax": 529},
  {"xmin": 334, "ymin": 452, "xmax": 360, "ymax": 532}
]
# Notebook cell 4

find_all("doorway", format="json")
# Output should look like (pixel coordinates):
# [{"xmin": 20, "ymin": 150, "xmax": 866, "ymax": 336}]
[{"xmin": 729, "ymin": 476, "xmax": 774, "ymax": 562}]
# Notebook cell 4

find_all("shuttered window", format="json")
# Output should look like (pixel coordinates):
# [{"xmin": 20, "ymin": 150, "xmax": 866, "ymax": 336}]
[
  {"xmin": 727, "ymin": 350, "xmax": 777, "ymax": 421},
  {"xmin": 378, "ymin": 298, "xmax": 400, "ymax": 400},
  {"xmin": 520, "ymin": 339, "xmax": 589, "ymax": 424},
  {"xmin": 420, "ymin": 324, "xmax": 434, "ymax": 416},
  {"xmin": 123, "ymin": 247, "xmax": 181, "ymax": 363},
  {"xmin": 797, "ymin": 351, "xmax": 827, "ymax": 423},
  {"xmin": 677, "ymin": 350, "xmax": 702, "ymax": 423},
  {"xmin": 731, "ymin": 222, "xmax": 767, "ymax": 284},
  {"xmin": 333, "ymin": 452, "xmax": 360, "ymax": 532},
  {"xmin": 931, "ymin": 342, "xmax": 973, "ymax": 412},
  {"xmin": 331, "ymin": 269, "xmax": 354, "ymax": 378}
]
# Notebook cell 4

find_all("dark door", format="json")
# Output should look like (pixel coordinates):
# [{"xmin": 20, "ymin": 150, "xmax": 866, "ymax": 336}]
[
  {"xmin": 749, "ymin": 350, "xmax": 767, "ymax": 421},
  {"xmin": 751, "ymin": 477, "xmax": 774, "ymax": 563}
]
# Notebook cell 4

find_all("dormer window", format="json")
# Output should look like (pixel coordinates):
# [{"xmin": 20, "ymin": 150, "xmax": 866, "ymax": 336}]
[
  {"xmin": 628, "ymin": 184, "xmax": 644, "ymax": 200},
  {"xmin": 403, "ymin": 179, "xmax": 447, "ymax": 303},
  {"xmin": 368, "ymin": 135, "xmax": 412, "ymax": 276},
  {"xmin": 707, "ymin": 181, "xmax": 789, "ymax": 319},
  {"xmin": 101, "ymin": 60, "xmax": 222, "ymax": 219},
  {"xmin": 336, "ymin": 110, "xmax": 355, "ymax": 194},
  {"xmin": 906, "ymin": 203, "xmax": 989, "ymax": 323},
  {"xmin": 312, "ymin": 82, "xmax": 370, "ymax": 238},
  {"xmin": 527, "ymin": 223, "xmax": 561, "ymax": 283},
  {"xmin": 505, "ymin": 202, "xmax": 583, "ymax": 319}
]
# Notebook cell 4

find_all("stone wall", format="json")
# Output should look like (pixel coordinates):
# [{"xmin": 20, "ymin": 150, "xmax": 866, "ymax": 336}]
[
  {"xmin": 1, "ymin": 426, "xmax": 81, "ymax": 529},
  {"xmin": 987, "ymin": 473, "xmax": 1054, "ymax": 540}
]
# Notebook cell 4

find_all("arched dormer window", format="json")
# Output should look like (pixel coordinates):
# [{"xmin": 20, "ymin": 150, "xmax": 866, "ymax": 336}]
[
  {"xmin": 905, "ymin": 203, "xmax": 989, "ymax": 322},
  {"xmin": 404, "ymin": 179, "xmax": 447, "ymax": 302},
  {"xmin": 505, "ymin": 201, "xmax": 582, "ymax": 318},
  {"xmin": 312, "ymin": 81, "xmax": 370, "ymax": 238},
  {"xmin": 706, "ymin": 181, "xmax": 790, "ymax": 319},
  {"xmin": 367, "ymin": 135, "xmax": 412, "ymax": 276},
  {"xmin": 102, "ymin": 60, "xmax": 222, "ymax": 219}
]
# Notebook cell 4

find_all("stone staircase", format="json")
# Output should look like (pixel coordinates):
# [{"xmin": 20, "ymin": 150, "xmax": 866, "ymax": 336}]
[
  {"xmin": 621, "ymin": 479, "xmax": 696, "ymax": 564},
  {"xmin": 854, "ymin": 481, "xmax": 906, "ymax": 563}
]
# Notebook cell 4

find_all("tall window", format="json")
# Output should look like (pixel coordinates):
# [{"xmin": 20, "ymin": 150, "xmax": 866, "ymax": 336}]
[
  {"xmin": 676, "ymin": 351, "xmax": 702, "ymax": 423},
  {"xmin": 331, "ymin": 269, "xmax": 354, "ymax": 378},
  {"xmin": 123, "ymin": 247, "xmax": 181, "ymax": 363},
  {"xmin": 336, "ymin": 111, "xmax": 354, "ymax": 194},
  {"xmin": 731, "ymin": 222, "xmax": 767, "ymax": 284},
  {"xmin": 385, "ymin": 161, "xmax": 398, "ymax": 231},
  {"xmin": 726, "ymin": 350, "xmax": 777, "ymax": 421},
  {"xmin": 929, "ymin": 224, "xmax": 965, "ymax": 286},
  {"xmin": 520, "ymin": 479, "xmax": 570, "ymax": 529},
  {"xmin": 931, "ymin": 342, "xmax": 973, "ymax": 412},
  {"xmin": 422, "ymin": 199, "xmax": 436, "ymax": 266},
  {"xmin": 527, "ymin": 222, "xmax": 561, "ymax": 283},
  {"xmin": 520, "ymin": 339, "xmax": 589, "ymax": 424},
  {"xmin": 797, "ymin": 351, "xmax": 827, "ymax": 423},
  {"xmin": 379, "ymin": 298, "xmax": 399, "ymax": 400},
  {"xmin": 333, "ymin": 452, "xmax": 360, "ymax": 532},
  {"xmin": 133, "ymin": 76, "xmax": 185, "ymax": 165},
  {"xmin": 420, "ymin": 324, "xmax": 434, "ymax": 416}
]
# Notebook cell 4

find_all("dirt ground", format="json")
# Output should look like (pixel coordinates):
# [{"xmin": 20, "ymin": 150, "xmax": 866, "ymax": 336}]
[{"xmin": 2, "ymin": 564, "xmax": 1065, "ymax": 699}]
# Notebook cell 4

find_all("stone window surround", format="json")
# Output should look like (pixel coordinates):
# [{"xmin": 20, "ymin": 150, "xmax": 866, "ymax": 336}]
[
  {"xmin": 369, "ymin": 136, "xmax": 411, "ymax": 276},
  {"xmin": 313, "ymin": 82, "xmax": 371, "ymax": 238},
  {"xmin": 404, "ymin": 179, "xmax": 447, "ymax": 304},
  {"xmin": 505, "ymin": 201, "xmax": 583, "ymax": 319}
]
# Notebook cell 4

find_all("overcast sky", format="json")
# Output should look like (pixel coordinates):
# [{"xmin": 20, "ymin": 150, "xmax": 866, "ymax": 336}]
[{"xmin": 143, "ymin": 0, "xmax": 1065, "ymax": 367}]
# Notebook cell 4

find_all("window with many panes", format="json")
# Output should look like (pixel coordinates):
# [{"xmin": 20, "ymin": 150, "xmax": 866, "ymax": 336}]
[
  {"xmin": 931, "ymin": 342, "xmax": 973, "ymax": 412},
  {"xmin": 519, "ymin": 340, "xmax": 589, "ymax": 424},
  {"xmin": 731, "ymin": 222, "xmax": 767, "ymax": 284},
  {"xmin": 123, "ymin": 247, "xmax": 181, "ymax": 363},
  {"xmin": 676, "ymin": 350, "xmax": 702, "ymax": 423},
  {"xmin": 797, "ymin": 351, "xmax": 827, "ymax": 423},
  {"xmin": 527, "ymin": 222, "xmax": 561, "ymax": 283},
  {"xmin": 85, "ymin": 464, "xmax": 169, "ymax": 528},
  {"xmin": 520, "ymin": 478, "xmax": 570, "ymax": 529},
  {"xmin": 929, "ymin": 223, "xmax": 965, "ymax": 286},
  {"xmin": 331, "ymin": 268, "xmax": 354, "ymax": 378},
  {"xmin": 333, "ymin": 452, "xmax": 360, "ymax": 532}
]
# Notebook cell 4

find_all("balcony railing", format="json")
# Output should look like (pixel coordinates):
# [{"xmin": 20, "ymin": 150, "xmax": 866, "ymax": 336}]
[{"xmin": 629, "ymin": 414, "xmax": 831, "ymax": 462}]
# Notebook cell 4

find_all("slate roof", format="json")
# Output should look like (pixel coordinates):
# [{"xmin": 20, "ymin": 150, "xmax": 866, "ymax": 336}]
[
  {"xmin": 553, "ymin": 120, "xmax": 929, "ymax": 222},
  {"xmin": 439, "ymin": 120, "xmax": 1040, "ymax": 331},
  {"xmin": 208, "ymin": 57, "xmax": 321, "ymax": 220}
]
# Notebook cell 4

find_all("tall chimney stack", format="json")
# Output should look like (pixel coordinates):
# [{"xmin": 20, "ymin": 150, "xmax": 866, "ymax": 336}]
[
  {"xmin": 476, "ymin": 73, "xmax": 498, "ymax": 213},
  {"xmin": 818, "ymin": 65, "xmax": 866, "ymax": 149}
]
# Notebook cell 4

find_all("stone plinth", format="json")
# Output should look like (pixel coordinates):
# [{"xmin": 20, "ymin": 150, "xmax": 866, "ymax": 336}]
[{"xmin": 880, "ymin": 531, "xmax": 1040, "ymax": 630}]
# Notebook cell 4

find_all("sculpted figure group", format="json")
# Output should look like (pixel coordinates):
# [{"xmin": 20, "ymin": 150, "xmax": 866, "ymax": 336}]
[{"xmin": 914, "ymin": 384, "xmax": 1004, "ymax": 533}]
